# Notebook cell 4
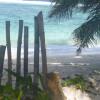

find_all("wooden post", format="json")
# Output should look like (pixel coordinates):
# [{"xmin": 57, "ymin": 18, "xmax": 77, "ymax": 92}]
[
  {"xmin": 6, "ymin": 21, "xmax": 12, "ymax": 85},
  {"xmin": 16, "ymin": 20, "xmax": 23, "ymax": 87},
  {"xmin": 24, "ymin": 26, "xmax": 28, "ymax": 77},
  {"xmin": 0, "ymin": 45, "xmax": 6, "ymax": 85},
  {"xmin": 38, "ymin": 12, "xmax": 47, "ymax": 89},
  {"xmin": 33, "ymin": 16, "xmax": 39, "ymax": 86}
]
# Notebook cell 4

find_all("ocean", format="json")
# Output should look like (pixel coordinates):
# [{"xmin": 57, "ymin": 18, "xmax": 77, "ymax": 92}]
[
  {"xmin": 0, "ymin": 3, "xmax": 88, "ymax": 45},
  {"xmin": 0, "ymin": 2, "xmax": 99, "ymax": 56}
]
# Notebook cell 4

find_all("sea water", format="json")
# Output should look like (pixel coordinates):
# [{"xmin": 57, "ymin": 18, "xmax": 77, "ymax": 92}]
[
  {"xmin": 0, "ymin": 3, "xmax": 99, "ymax": 56},
  {"xmin": 0, "ymin": 3, "xmax": 88, "ymax": 45}
]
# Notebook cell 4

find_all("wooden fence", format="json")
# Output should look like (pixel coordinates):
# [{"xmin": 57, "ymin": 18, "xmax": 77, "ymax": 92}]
[{"xmin": 0, "ymin": 11, "xmax": 47, "ymax": 89}]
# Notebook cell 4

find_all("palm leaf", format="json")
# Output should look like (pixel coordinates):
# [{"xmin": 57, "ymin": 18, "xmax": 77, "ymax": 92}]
[
  {"xmin": 49, "ymin": 0, "xmax": 100, "ymax": 49},
  {"xmin": 73, "ymin": 13, "xmax": 100, "ymax": 48},
  {"xmin": 49, "ymin": 0, "xmax": 81, "ymax": 19}
]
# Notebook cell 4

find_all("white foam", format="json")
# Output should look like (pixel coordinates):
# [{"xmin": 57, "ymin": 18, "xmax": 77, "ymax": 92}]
[{"xmin": 0, "ymin": 0, "xmax": 54, "ymax": 5}]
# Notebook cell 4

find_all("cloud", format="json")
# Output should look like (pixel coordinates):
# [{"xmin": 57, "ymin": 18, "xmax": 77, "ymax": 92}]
[{"xmin": 0, "ymin": 0, "xmax": 52, "ymax": 5}]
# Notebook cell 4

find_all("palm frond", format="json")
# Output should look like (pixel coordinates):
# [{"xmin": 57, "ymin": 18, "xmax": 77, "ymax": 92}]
[
  {"xmin": 73, "ymin": 12, "xmax": 100, "ymax": 48},
  {"xmin": 49, "ymin": 0, "xmax": 81, "ymax": 18},
  {"xmin": 78, "ymin": 0, "xmax": 99, "ymax": 12},
  {"xmin": 49, "ymin": 0, "xmax": 100, "ymax": 50}
]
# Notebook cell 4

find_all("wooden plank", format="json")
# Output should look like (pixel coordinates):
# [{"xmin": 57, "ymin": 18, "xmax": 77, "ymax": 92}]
[
  {"xmin": 33, "ymin": 16, "xmax": 39, "ymax": 86},
  {"xmin": 6, "ymin": 21, "xmax": 12, "ymax": 85},
  {"xmin": 16, "ymin": 20, "xmax": 23, "ymax": 87},
  {"xmin": 37, "ymin": 12, "xmax": 47, "ymax": 89},
  {"xmin": 24, "ymin": 26, "xmax": 28, "ymax": 77},
  {"xmin": 0, "ymin": 45, "xmax": 6, "ymax": 85}
]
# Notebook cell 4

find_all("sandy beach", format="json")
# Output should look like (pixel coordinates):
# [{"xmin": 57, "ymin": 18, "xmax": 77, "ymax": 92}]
[
  {"xmin": 2, "ymin": 47, "xmax": 100, "ymax": 100},
  {"xmin": 3, "ymin": 49, "xmax": 100, "ymax": 78}
]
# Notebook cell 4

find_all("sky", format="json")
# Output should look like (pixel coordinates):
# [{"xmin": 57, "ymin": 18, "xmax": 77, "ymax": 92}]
[
  {"xmin": 0, "ymin": 0, "xmax": 21, "ymax": 2},
  {"xmin": 0, "ymin": 0, "xmax": 51, "ymax": 5}
]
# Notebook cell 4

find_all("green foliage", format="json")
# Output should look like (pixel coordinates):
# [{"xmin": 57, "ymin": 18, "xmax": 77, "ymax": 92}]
[
  {"xmin": 62, "ymin": 75, "xmax": 87, "ymax": 91},
  {"xmin": 0, "ymin": 69, "xmax": 49, "ymax": 100},
  {"xmin": 5, "ymin": 69, "xmax": 33, "ymax": 90},
  {"xmin": 0, "ymin": 84, "xmax": 22, "ymax": 100},
  {"xmin": 33, "ymin": 90, "xmax": 49, "ymax": 100}
]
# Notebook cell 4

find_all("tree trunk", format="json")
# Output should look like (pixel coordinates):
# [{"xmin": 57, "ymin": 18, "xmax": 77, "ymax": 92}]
[
  {"xmin": 24, "ymin": 26, "xmax": 28, "ymax": 77},
  {"xmin": 0, "ymin": 45, "xmax": 6, "ymax": 85},
  {"xmin": 38, "ymin": 12, "xmax": 48, "ymax": 90},
  {"xmin": 16, "ymin": 20, "xmax": 23, "ymax": 88},
  {"xmin": 6, "ymin": 21, "xmax": 12, "ymax": 85},
  {"xmin": 33, "ymin": 16, "xmax": 39, "ymax": 86}
]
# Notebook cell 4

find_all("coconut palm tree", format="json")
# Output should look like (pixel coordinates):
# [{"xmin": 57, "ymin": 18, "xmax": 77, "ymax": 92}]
[{"xmin": 49, "ymin": 0, "xmax": 100, "ymax": 53}]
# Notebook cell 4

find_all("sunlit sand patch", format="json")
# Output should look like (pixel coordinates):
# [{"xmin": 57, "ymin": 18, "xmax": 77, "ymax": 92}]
[
  {"xmin": 47, "ymin": 72, "xmax": 91, "ymax": 100},
  {"xmin": 63, "ymin": 86, "xmax": 91, "ymax": 100}
]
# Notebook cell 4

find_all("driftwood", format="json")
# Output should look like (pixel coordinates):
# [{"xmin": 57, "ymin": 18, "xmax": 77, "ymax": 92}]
[
  {"xmin": 0, "ymin": 45, "xmax": 6, "ymax": 85},
  {"xmin": 47, "ymin": 72, "xmax": 67, "ymax": 100}
]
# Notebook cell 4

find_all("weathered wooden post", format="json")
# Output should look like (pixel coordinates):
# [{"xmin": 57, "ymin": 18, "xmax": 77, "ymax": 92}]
[
  {"xmin": 6, "ymin": 21, "xmax": 12, "ymax": 85},
  {"xmin": 24, "ymin": 26, "xmax": 29, "ymax": 77},
  {"xmin": 33, "ymin": 16, "xmax": 39, "ymax": 86},
  {"xmin": 0, "ymin": 45, "xmax": 6, "ymax": 85},
  {"xmin": 16, "ymin": 20, "xmax": 23, "ymax": 87},
  {"xmin": 38, "ymin": 12, "xmax": 48, "ymax": 90}
]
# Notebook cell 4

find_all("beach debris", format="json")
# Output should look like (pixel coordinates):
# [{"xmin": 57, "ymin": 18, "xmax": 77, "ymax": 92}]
[{"xmin": 47, "ymin": 72, "xmax": 67, "ymax": 100}]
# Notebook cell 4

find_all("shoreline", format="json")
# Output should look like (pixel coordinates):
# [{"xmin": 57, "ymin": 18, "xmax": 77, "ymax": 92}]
[
  {"xmin": 3, "ymin": 45, "xmax": 100, "ymax": 77},
  {"xmin": 3, "ymin": 52, "xmax": 100, "ymax": 78},
  {"xmin": 4, "ymin": 45, "xmax": 100, "ymax": 59}
]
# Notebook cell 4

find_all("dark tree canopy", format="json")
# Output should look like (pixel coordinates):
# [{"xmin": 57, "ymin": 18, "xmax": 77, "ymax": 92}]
[{"xmin": 49, "ymin": 0, "xmax": 100, "ymax": 52}]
